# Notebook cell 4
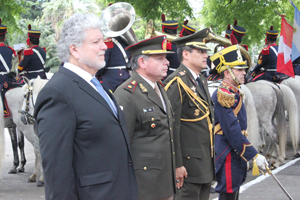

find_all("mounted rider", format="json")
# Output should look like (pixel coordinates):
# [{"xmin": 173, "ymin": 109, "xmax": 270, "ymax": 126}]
[
  {"xmin": 210, "ymin": 45, "xmax": 268, "ymax": 199},
  {"xmin": 247, "ymin": 26, "xmax": 290, "ymax": 83},
  {"xmin": 16, "ymin": 24, "xmax": 47, "ymax": 83}
]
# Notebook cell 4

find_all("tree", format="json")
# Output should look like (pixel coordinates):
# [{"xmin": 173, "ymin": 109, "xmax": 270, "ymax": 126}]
[
  {"xmin": 0, "ymin": 0, "xmax": 25, "ymax": 34},
  {"xmin": 42, "ymin": 0, "xmax": 100, "ymax": 42},
  {"xmin": 200, "ymin": 0, "xmax": 300, "ymax": 49}
]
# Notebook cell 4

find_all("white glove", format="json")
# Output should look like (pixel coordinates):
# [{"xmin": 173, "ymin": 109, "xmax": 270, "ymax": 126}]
[{"xmin": 255, "ymin": 154, "xmax": 268, "ymax": 170}]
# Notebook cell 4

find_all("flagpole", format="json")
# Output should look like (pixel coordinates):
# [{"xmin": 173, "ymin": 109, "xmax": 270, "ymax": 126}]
[{"xmin": 274, "ymin": 10, "xmax": 294, "ymax": 28}]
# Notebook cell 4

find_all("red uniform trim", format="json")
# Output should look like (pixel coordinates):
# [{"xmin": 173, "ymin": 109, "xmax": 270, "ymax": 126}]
[
  {"xmin": 252, "ymin": 72, "xmax": 265, "ymax": 81},
  {"xmin": 7, "ymin": 45, "xmax": 16, "ymax": 56},
  {"xmin": 23, "ymin": 49, "xmax": 33, "ymax": 56},
  {"xmin": 225, "ymin": 153, "xmax": 233, "ymax": 193}
]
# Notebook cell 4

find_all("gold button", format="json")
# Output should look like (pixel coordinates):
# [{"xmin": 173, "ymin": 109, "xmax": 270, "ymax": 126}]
[
  {"xmin": 173, "ymin": 152, "xmax": 175, "ymax": 155},
  {"xmin": 187, "ymin": 156, "xmax": 190, "ymax": 159},
  {"xmin": 143, "ymin": 167, "xmax": 147, "ymax": 170},
  {"xmin": 171, "ymin": 139, "xmax": 173, "ymax": 142},
  {"xmin": 151, "ymin": 118, "xmax": 155, "ymax": 121},
  {"xmin": 170, "ymin": 127, "xmax": 172, "ymax": 131}
]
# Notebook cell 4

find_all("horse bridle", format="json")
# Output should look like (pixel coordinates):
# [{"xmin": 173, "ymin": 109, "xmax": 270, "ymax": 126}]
[{"xmin": 19, "ymin": 81, "xmax": 36, "ymax": 125}]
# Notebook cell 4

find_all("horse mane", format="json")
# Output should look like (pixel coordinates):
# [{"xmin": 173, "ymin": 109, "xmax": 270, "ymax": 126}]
[{"xmin": 31, "ymin": 77, "xmax": 49, "ymax": 96}]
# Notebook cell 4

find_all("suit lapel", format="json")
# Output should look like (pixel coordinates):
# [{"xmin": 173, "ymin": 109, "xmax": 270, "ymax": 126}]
[{"xmin": 59, "ymin": 66, "xmax": 118, "ymax": 119}]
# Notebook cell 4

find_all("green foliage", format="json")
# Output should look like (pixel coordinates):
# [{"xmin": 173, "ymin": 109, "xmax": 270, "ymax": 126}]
[
  {"xmin": 200, "ymin": 0, "xmax": 300, "ymax": 49},
  {"xmin": 111, "ymin": 0, "xmax": 193, "ymax": 23},
  {"xmin": 0, "ymin": 0, "xmax": 25, "ymax": 34}
]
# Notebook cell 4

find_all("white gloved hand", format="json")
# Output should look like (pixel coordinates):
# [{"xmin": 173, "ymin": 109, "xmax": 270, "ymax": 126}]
[{"xmin": 255, "ymin": 154, "xmax": 268, "ymax": 170}]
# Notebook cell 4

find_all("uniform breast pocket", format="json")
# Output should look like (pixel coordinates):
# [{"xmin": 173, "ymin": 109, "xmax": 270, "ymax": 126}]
[{"xmin": 140, "ymin": 111, "xmax": 161, "ymax": 137}]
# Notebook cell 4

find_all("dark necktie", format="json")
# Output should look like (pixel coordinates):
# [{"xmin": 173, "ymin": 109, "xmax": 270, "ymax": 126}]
[
  {"xmin": 91, "ymin": 77, "xmax": 117, "ymax": 117},
  {"xmin": 196, "ymin": 76, "xmax": 207, "ymax": 99}
]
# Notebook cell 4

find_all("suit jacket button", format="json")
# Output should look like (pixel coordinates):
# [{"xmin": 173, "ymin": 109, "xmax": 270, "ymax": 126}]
[
  {"xmin": 151, "ymin": 118, "xmax": 155, "ymax": 121},
  {"xmin": 187, "ymin": 156, "xmax": 190, "ymax": 159},
  {"xmin": 143, "ymin": 167, "xmax": 147, "ymax": 170},
  {"xmin": 128, "ymin": 162, "xmax": 132, "ymax": 166},
  {"xmin": 173, "ymin": 152, "xmax": 175, "ymax": 155}
]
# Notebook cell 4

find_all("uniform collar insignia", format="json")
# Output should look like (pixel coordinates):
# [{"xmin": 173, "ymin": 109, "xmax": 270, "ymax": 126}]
[
  {"xmin": 139, "ymin": 83, "xmax": 148, "ymax": 92},
  {"xmin": 190, "ymin": 86, "xmax": 196, "ymax": 92}
]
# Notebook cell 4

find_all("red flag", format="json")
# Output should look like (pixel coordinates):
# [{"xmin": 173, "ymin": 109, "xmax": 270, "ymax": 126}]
[{"xmin": 277, "ymin": 16, "xmax": 295, "ymax": 77}]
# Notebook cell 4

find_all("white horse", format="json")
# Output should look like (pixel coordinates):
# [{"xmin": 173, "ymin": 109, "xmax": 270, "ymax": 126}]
[
  {"xmin": 0, "ymin": 76, "xmax": 49, "ymax": 186},
  {"xmin": 246, "ymin": 81, "xmax": 299, "ymax": 167}
]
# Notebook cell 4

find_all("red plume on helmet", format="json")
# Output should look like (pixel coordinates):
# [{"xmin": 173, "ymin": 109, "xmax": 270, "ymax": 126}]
[
  {"xmin": 161, "ymin": 14, "xmax": 166, "ymax": 22},
  {"xmin": 270, "ymin": 25, "xmax": 273, "ymax": 30},
  {"xmin": 234, "ymin": 19, "xmax": 237, "ymax": 26},
  {"xmin": 28, "ymin": 24, "xmax": 31, "ymax": 30},
  {"xmin": 183, "ymin": 20, "xmax": 188, "ymax": 25},
  {"xmin": 227, "ymin": 24, "xmax": 230, "ymax": 30},
  {"xmin": 0, "ymin": 18, "xmax": 2, "ymax": 25}
]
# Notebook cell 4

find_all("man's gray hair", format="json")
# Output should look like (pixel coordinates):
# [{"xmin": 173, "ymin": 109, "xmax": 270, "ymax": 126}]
[
  {"xmin": 129, "ymin": 54, "xmax": 149, "ymax": 71},
  {"xmin": 177, "ymin": 46, "xmax": 194, "ymax": 62},
  {"xmin": 57, "ymin": 13, "xmax": 102, "ymax": 62}
]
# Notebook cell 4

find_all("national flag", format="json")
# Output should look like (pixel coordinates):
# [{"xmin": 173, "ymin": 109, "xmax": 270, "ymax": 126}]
[
  {"xmin": 277, "ymin": 16, "xmax": 294, "ymax": 77},
  {"xmin": 291, "ymin": 0, "xmax": 300, "ymax": 62}
]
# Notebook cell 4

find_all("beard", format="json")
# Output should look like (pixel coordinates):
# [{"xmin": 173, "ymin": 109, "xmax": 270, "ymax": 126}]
[{"xmin": 79, "ymin": 54, "xmax": 106, "ymax": 70}]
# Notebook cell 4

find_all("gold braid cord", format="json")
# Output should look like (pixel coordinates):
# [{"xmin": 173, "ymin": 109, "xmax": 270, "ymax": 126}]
[
  {"xmin": 165, "ymin": 76, "xmax": 214, "ymax": 157},
  {"xmin": 217, "ymin": 86, "xmax": 235, "ymax": 108}
]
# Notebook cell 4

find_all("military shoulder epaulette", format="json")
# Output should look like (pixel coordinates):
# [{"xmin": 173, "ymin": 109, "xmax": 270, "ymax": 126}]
[
  {"xmin": 123, "ymin": 80, "xmax": 138, "ymax": 93},
  {"xmin": 7, "ymin": 45, "xmax": 16, "ymax": 56},
  {"xmin": 104, "ymin": 38, "xmax": 114, "ymax": 49},
  {"xmin": 261, "ymin": 47, "xmax": 270, "ymax": 55},
  {"xmin": 42, "ymin": 47, "xmax": 46, "ymax": 52},
  {"xmin": 241, "ymin": 44, "xmax": 248, "ymax": 51},
  {"xmin": 217, "ymin": 86, "xmax": 235, "ymax": 108},
  {"xmin": 23, "ymin": 48, "xmax": 33, "ymax": 56},
  {"xmin": 178, "ymin": 70, "xmax": 186, "ymax": 77}
]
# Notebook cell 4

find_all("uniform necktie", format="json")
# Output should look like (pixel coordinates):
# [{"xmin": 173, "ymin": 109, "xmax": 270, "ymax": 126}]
[
  {"xmin": 196, "ymin": 76, "xmax": 207, "ymax": 99},
  {"xmin": 91, "ymin": 77, "xmax": 117, "ymax": 117},
  {"xmin": 154, "ymin": 84, "xmax": 166, "ymax": 112}
]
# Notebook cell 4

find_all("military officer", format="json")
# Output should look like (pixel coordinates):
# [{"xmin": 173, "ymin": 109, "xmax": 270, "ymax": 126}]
[
  {"xmin": 163, "ymin": 28, "xmax": 215, "ymax": 200},
  {"xmin": 162, "ymin": 15, "xmax": 196, "ymax": 78},
  {"xmin": 0, "ymin": 18, "xmax": 16, "ymax": 92},
  {"xmin": 114, "ymin": 35, "xmax": 176, "ymax": 200},
  {"xmin": 248, "ymin": 26, "xmax": 289, "ymax": 82},
  {"xmin": 17, "ymin": 24, "xmax": 47, "ymax": 82},
  {"xmin": 210, "ymin": 45, "xmax": 268, "ymax": 200}
]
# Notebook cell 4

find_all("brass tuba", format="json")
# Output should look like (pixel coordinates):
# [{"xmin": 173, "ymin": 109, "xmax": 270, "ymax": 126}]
[
  {"xmin": 144, "ymin": 19, "xmax": 179, "ymax": 41},
  {"xmin": 99, "ymin": 2, "xmax": 138, "ymax": 45},
  {"xmin": 205, "ymin": 27, "xmax": 252, "ymax": 68}
]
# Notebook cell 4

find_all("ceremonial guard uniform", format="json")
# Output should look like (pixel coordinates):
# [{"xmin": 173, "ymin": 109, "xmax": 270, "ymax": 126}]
[
  {"xmin": 164, "ymin": 29, "xmax": 215, "ymax": 200},
  {"xmin": 210, "ymin": 45, "xmax": 267, "ymax": 200},
  {"xmin": 17, "ymin": 24, "xmax": 47, "ymax": 82},
  {"xmin": 96, "ymin": 36, "xmax": 131, "ymax": 93},
  {"xmin": 0, "ymin": 19, "xmax": 16, "ymax": 92},
  {"xmin": 114, "ymin": 36, "xmax": 176, "ymax": 200},
  {"xmin": 248, "ymin": 26, "xmax": 289, "ymax": 82}
]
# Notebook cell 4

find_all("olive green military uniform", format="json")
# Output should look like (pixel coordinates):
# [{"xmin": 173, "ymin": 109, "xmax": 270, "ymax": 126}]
[
  {"xmin": 114, "ymin": 70, "xmax": 176, "ymax": 200},
  {"xmin": 163, "ymin": 63, "xmax": 215, "ymax": 199}
]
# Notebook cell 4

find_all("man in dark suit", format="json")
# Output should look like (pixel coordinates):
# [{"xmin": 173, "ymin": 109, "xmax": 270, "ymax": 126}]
[
  {"xmin": 114, "ymin": 36, "xmax": 176, "ymax": 200},
  {"xmin": 163, "ymin": 28, "xmax": 215, "ymax": 200},
  {"xmin": 34, "ymin": 13, "xmax": 138, "ymax": 200}
]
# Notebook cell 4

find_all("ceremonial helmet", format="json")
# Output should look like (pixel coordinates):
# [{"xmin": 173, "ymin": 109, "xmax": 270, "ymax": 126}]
[
  {"xmin": 27, "ymin": 24, "xmax": 41, "ymax": 45},
  {"xmin": 0, "ymin": 18, "xmax": 7, "ymax": 35},
  {"xmin": 225, "ymin": 24, "xmax": 232, "ymax": 39},
  {"xmin": 232, "ymin": 20, "xmax": 246, "ymax": 44},
  {"xmin": 161, "ymin": 14, "xmax": 178, "ymax": 35},
  {"xmin": 266, "ymin": 26, "xmax": 278, "ymax": 42},
  {"xmin": 179, "ymin": 20, "xmax": 196, "ymax": 37}
]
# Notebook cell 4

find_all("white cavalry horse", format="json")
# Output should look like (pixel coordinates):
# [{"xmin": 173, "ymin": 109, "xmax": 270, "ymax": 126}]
[
  {"xmin": 246, "ymin": 81, "xmax": 299, "ymax": 167},
  {"xmin": 0, "ymin": 76, "xmax": 49, "ymax": 186}
]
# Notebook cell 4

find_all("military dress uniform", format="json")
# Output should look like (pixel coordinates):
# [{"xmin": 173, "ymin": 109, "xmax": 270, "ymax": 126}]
[
  {"xmin": 248, "ymin": 26, "xmax": 289, "ymax": 82},
  {"xmin": 164, "ymin": 64, "xmax": 215, "ymax": 188},
  {"xmin": 96, "ymin": 36, "xmax": 131, "ymax": 93},
  {"xmin": 17, "ymin": 25, "xmax": 47, "ymax": 81},
  {"xmin": 212, "ymin": 81, "xmax": 257, "ymax": 195},
  {"xmin": 114, "ymin": 36, "xmax": 176, "ymax": 200},
  {"xmin": 0, "ymin": 44, "xmax": 16, "ymax": 91}
]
